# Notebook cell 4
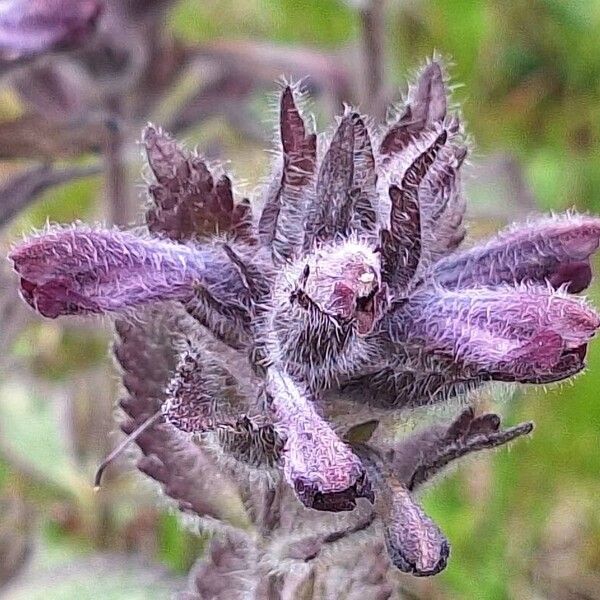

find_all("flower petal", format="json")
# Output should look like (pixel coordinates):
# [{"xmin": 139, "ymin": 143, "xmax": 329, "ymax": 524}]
[
  {"xmin": 9, "ymin": 226, "xmax": 211, "ymax": 317},
  {"xmin": 266, "ymin": 368, "xmax": 373, "ymax": 512},
  {"xmin": 386, "ymin": 285, "xmax": 600, "ymax": 383},
  {"xmin": 384, "ymin": 479, "xmax": 449, "ymax": 576},
  {"xmin": 433, "ymin": 213, "xmax": 600, "ymax": 292}
]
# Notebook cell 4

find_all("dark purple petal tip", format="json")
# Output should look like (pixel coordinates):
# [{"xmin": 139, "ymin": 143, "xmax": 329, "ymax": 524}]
[
  {"xmin": 284, "ymin": 447, "xmax": 373, "ymax": 512},
  {"xmin": 18, "ymin": 276, "xmax": 102, "ymax": 318},
  {"xmin": 294, "ymin": 471, "xmax": 373, "ymax": 512}
]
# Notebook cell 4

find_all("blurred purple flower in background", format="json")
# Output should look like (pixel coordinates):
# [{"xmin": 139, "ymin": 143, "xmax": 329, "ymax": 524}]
[{"xmin": 0, "ymin": 0, "xmax": 102, "ymax": 61}]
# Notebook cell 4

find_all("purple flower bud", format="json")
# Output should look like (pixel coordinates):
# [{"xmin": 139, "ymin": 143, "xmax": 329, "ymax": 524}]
[
  {"xmin": 356, "ymin": 443, "xmax": 449, "ymax": 577},
  {"xmin": 389, "ymin": 285, "xmax": 600, "ymax": 383},
  {"xmin": 384, "ymin": 479, "xmax": 449, "ymax": 576},
  {"xmin": 266, "ymin": 368, "xmax": 373, "ymax": 511},
  {"xmin": 433, "ymin": 213, "xmax": 600, "ymax": 293},
  {"xmin": 9, "ymin": 226, "xmax": 208, "ymax": 318},
  {"xmin": 0, "ymin": 0, "xmax": 102, "ymax": 60}
]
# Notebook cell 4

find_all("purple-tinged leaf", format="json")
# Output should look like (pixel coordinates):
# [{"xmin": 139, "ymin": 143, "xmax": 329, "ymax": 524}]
[
  {"xmin": 379, "ymin": 131, "xmax": 447, "ymax": 291},
  {"xmin": 214, "ymin": 415, "xmax": 283, "ymax": 468},
  {"xmin": 380, "ymin": 184, "xmax": 421, "ymax": 292},
  {"xmin": 380, "ymin": 61, "xmax": 468, "ymax": 261},
  {"xmin": 380, "ymin": 61, "xmax": 446, "ymax": 157},
  {"xmin": 180, "ymin": 242, "xmax": 271, "ymax": 349},
  {"xmin": 182, "ymin": 285, "xmax": 252, "ymax": 350},
  {"xmin": 162, "ymin": 341, "xmax": 284, "ymax": 467},
  {"xmin": 433, "ymin": 213, "xmax": 600, "ymax": 292},
  {"xmin": 114, "ymin": 308, "xmax": 240, "ymax": 522},
  {"xmin": 162, "ymin": 346, "xmax": 223, "ymax": 434},
  {"xmin": 221, "ymin": 242, "xmax": 272, "ymax": 302},
  {"xmin": 144, "ymin": 126, "xmax": 254, "ymax": 244},
  {"xmin": 389, "ymin": 407, "xmax": 534, "ymax": 490},
  {"xmin": 144, "ymin": 126, "xmax": 267, "ymax": 348},
  {"xmin": 305, "ymin": 111, "xmax": 378, "ymax": 247},
  {"xmin": 348, "ymin": 113, "xmax": 378, "ymax": 234},
  {"xmin": 410, "ymin": 61, "xmax": 447, "ymax": 126},
  {"xmin": 309, "ymin": 112, "xmax": 362, "ymax": 238},
  {"xmin": 419, "ymin": 142, "xmax": 468, "ymax": 258},
  {"xmin": 259, "ymin": 85, "xmax": 317, "ymax": 261},
  {"xmin": 183, "ymin": 530, "xmax": 256, "ymax": 599}
]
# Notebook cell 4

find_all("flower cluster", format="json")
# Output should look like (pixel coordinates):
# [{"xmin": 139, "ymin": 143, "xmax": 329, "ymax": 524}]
[{"xmin": 9, "ymin": 60, "xmax": 600, "ymax": 579}]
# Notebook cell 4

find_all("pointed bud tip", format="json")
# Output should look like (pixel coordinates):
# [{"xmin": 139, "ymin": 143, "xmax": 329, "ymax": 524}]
[{"xmin": 281, "ymin": 85, "xmax": 295, "ymax": 107}]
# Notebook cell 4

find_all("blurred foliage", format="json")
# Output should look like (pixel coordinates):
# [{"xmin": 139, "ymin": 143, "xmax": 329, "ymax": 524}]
[{"xmin": 2, "ymin": 1, "xmax": 600, "ymax": 599}]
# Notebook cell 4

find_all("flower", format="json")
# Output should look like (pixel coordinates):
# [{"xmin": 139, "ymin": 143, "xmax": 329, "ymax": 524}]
[
  {"xmin": 0, "ymin": 0, "xmax": 102, "ymax": 61},
  {"xmin": 9, "ymin": 60, "xmax": 600, "ymax": 576}
]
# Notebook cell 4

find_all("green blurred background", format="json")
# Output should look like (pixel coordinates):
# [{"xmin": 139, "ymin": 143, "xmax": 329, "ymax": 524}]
[{"xmin": 2, "ymin": 1, "xmax": 600, "ymax": 598}]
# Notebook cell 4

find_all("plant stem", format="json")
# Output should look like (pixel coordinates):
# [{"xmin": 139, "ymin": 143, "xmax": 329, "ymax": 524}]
[
  {"xmin": 359, "ymin": 0, "xmax": 388, "ymax": 119},
  {"xmin": 104, "ymin": 97, "xmax": 129, "ymax": 226}
]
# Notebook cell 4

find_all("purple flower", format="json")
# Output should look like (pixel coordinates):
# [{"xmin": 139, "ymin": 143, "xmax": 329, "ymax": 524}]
[
  {"xmin": 0, "ymin": 0, "xmax": 102, "ymax": 61},
  {"xmin": 387, "ymin": 285, "xmax": 599, "ymax": 384},
  {"xmin": 266, "ymin": 368, "xmax": 373, "ymax": 512},
  {"xmin": 8, "ymin": 61, "xmax": 600, "ymax": 576},
  {"xmin": 433, "ymin": 213, "xmax": 600, "ymax": 293},
  {"xmin": 9, "ymin": 226, "xmax": 209, "ymax": 317}
]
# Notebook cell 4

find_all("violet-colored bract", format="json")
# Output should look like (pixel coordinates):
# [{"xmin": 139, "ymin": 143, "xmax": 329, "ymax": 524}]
[{"xmin": 9, "ymin": 60, "xmax": 600, "ymax": 578}]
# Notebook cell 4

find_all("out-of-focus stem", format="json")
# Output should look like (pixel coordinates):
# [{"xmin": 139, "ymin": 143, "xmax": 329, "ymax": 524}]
[
  {"xmin": 0, "ymin": 429, "xmax": 78, "ymax": 502},
  {"xmin": 104, "ymin": 97, "xmax": 129, "ymax": 226},
  {"xmin": 359, "ymin": 0, "xmax": 387, "ymax": 119}
]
